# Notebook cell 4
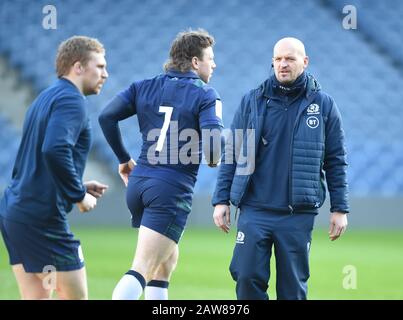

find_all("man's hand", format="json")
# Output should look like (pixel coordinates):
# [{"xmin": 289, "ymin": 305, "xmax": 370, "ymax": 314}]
[
  {"xmin": 329, "ymin": 212, "xmax": 348, "ymax": 241},
  {"xmin": 84, "ymin": 180, "xmax": 109, "ymax": 198},
  {"xmin": 77, "ymin": 193, "xmax": 97, "ymax": 213},
  {"xmin": 213, "ymin": 204, "xmax": 231, "ymax": 233},
  {"xmin": 119, "ymin": 159, "xmax": 136, "ymax": 187},
  {"xmin": 207, "ymin": 159, "xmax": 220, "ymax": 168}
]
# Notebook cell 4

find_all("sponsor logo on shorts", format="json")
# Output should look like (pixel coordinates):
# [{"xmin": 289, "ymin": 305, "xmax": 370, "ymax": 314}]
[{"xmin": 236, "ymin": 231, "xmax": 245, "ymax": 244}]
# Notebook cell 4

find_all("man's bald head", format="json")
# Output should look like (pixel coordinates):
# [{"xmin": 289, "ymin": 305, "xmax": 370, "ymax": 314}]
[
  {"xmin": 273, "ymin": 37, "xmax": 306, "ymax": 58},
  {"xmin": 272, "ymin": 37, "xmax": 309, "ymax": 85}
]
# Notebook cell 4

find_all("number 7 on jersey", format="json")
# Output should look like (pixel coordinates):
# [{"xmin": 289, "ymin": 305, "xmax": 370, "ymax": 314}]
[{"xmin": 156, "ymin": 106, "xmax": 173, "ymax": 152}]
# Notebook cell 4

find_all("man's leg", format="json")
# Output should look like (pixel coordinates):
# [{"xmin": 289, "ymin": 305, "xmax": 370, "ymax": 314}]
[
  {"xmin": 145, "ymin": 245, "xmax": 179, "ymax": 300},
  {"xmin": 3, "ymin": 218, "xmax": 86, "ymax": 300},
  {"xmin": 54, "ymin": 267, "xmax": 88, "ymax": 300},
  {"xmin": 12, "ymin": 264, "xmax": 52, "ymax": 300},
  {"xmin": 273, "ymin": 213, "xmax": 315, "ymax": 300},
  {"xmin": 32, "ymin": 266, "xmax": 88, "ymax": 300},
  {"xmin": 0, "ymin": 219, "xmax": 46, "ymax": 299},
  {"xmin": 229, "ymin": 206, "xmax": 273, "ymax": 300},
  {"xmin": 13, "ymin": 265, "xmax": 87, "ymax": 300},
  {"xmin": 112, "ymin": 226, "xmax": 177, "ymax": 300}
]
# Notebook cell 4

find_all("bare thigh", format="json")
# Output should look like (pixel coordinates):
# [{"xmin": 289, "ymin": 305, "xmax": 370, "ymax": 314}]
[
  {"xmin": 131, "ymin": 226, "xmax": 177, "ymax": 282},
  {"xmin": 54, "ymin": 267, "xmax": 88, "ymax": 300},
  {"xmin": 12, "ymin": 264, "xmax": 88, "ymax": 300},
  {"xmin": 12, "ymin": 264, "xmax": 52, "ymax": 300}
]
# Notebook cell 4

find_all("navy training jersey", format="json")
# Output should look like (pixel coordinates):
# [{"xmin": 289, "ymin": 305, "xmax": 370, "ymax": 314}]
[
  {"xmin": 113, "ymin": 70, "xmax": 223, "ymax": 192},
  {"xmin": 0, "ymin": 78, "xmax": 90, "ymax": 226}
]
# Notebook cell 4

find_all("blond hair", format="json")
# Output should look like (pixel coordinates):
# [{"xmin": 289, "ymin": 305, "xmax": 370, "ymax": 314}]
[{"xmin": 55, "ymin": 36, "xmax": 105, "ymax": 78}]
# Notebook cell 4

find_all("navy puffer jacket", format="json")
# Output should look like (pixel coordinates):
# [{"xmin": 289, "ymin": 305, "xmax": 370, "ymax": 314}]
[{"xmin": 212, "ymin": 73, "xmax": 349, "ymax": 213}]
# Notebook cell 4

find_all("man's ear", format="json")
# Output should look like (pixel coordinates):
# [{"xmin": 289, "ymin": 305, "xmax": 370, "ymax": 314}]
[
  {"xmin": 191, "ymin": 56, "xmax": 199, "ymax": 70},
  {"xmin": 303, "ymin": 56, "xmax": 309, "ymax": 69},
  {"xmin": 72, "ymin": 61, "xmax": 83, "ymax": 75}
]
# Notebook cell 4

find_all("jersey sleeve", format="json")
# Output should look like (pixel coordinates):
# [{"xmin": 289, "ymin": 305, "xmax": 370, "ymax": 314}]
[
  {"xmin": 117, "ymin": 81, "xmax": 140, "ymax": 114},
  {"xmin": 198, "ymin": 87, "xmax": 224, "ymax": 129},
  {"xmin": 98, "ymin": 95, "xmax": 136, "ymax": 163},
  {"xmin": 41, "ymin": 95, "xmax": 87, "ymax": 203}
]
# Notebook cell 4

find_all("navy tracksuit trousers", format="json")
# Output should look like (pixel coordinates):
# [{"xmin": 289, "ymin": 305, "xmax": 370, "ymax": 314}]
[{"xmin": 229, "ymin": 205, "xmax": 315, "ymax": 300}]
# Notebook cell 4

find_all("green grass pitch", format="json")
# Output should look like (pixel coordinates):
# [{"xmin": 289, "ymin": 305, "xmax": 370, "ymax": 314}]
[{"xmin": 1, "ymin": 227, "xmax": 403, "ymax": 299}]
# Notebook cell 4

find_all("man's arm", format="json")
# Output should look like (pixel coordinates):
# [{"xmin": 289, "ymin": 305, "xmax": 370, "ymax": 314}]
[
  {"xmin": 211, "ymin": 94, "xmax": 249, "ymax": 206},
  {"xmin": 324, "ymin": 98, "xmax": 349, "ymax": 240},
  {"xmin": 198, "ymin": 90, "xmax": 224, "ymax": 168},
  {"xmin": 324, "ymin": 98, "xmax": 349, "ymax": 213},
  {"xmin": 98, "ymin": 95, "xmax": 136, "ymax": 164},
  {"xmin": 42, "ymin": 96, "xmax": 88, "ymax": 204},
  {"xmin": 201, "ymin": 125, "xmax": 223, "ymax": 167},
  {"xmin": 211, "ymin": 94, "xmax": 251, "ymax": 232}
]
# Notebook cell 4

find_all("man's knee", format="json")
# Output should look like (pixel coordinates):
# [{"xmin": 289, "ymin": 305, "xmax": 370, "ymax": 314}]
[
  {"xmin": 133, "ymin": 257, "xmax": 162, "ymax": 282},
  {"xmin": 230, "ymin": 265, "xmax": 269, "ymax": 300},
  {"xmin": 230, "ymin": 258, "xmax": 267, "ymax": 282},
  {"xmin": 232, "ymin": 269, "xmax": 267, "ymax": 286},
  {"xmin": 165, "ymin": 248, "xmax": 179, "ymax": 271},
  {"xmin": 154, "ymin": 251, "xmax": 178, "ymax": 279}
]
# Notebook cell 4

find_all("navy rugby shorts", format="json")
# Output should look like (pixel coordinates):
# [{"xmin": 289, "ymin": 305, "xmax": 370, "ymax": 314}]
[
  {"xmin": 126, "ymin": 176, "xmax": 193, "ymax": 243},
  {"xmin": 0, "ymin": 216, "xmax": 84, "ymax": 273}
]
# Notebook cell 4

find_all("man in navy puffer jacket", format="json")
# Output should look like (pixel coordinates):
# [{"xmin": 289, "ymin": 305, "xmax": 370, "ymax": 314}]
[{"xmin": 212, "ymin": 37, "xmax": 349, "ymax": 300}]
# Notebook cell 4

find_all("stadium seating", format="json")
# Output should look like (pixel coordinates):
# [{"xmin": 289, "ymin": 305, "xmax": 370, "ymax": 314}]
[
  {"xmin": 0, "ymin": 0, "xmax": 402, "ymax": 196},
  {"xmin": 323, "ymin": 0, "xmax": 403, "ymax": 66}
]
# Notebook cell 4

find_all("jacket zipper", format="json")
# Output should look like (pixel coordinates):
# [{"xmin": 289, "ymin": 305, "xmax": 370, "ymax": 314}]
[
  {"xmin": 288, "ymin": 96, "xmax": 311, "ymax": 214},
  {"xmin": 318, "ymin": 121, "xmax": 326, "ymax": 206},
  {"xmin": 288, "ymin": 205, "xmax": 294, "ymax": 214}
]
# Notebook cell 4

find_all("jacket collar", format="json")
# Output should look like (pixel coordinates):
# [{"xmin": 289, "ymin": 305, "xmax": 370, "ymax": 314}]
[
  {"xmin": 259, "ymin": 71, "xmax": 321, "ymax": 99},
  {"xmin": 166, "ymin": 69, "xmax": 201, "ymax": 80},
  {"xmin": 59, "ymin": 77, "xmax": 84, "ymax": 97}
]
